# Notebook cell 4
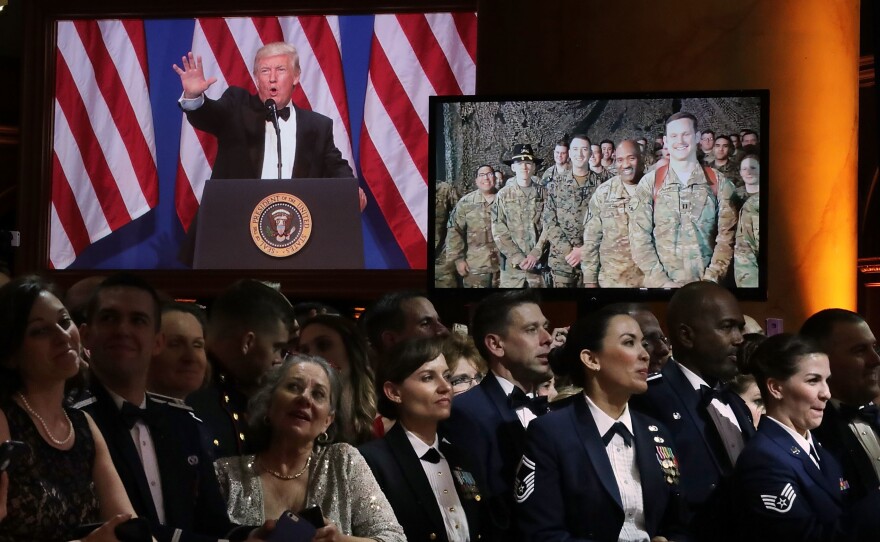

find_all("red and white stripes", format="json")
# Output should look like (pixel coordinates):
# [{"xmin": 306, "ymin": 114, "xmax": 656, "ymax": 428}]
[
  {"xmin": 174, "ymin": 16, "xmax": 353, "ymax": 232},
  {"xmin": 51, "ymin": 20, "xmax": 159, "ymax": 269},
  {"xmin": 360, "ymin": 13, "xmax": 476, "ymax": 269}
]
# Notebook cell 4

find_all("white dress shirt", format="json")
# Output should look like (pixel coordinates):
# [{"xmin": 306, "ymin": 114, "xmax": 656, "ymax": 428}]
[
  {"xmin": 765, "ymin": 416, "xmax": 821, "ymax": 469},
  {"xmin": 404, "ymin": 429, "xmax": 469, "ymax": 542},
  {"xmin": 494, "ymin": 372, "xmax": 537, "ymax": 427},
  {"xmin": 585, "ymin": 395, "xmax": 649, "ymax": 542},
  {"xmin": 679, "ymin": 363, "xmax": 745, "ymax": 465}
]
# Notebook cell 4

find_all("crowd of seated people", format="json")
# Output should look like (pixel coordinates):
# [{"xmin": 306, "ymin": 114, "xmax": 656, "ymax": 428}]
[{"xmin": 1, "ymin": 271, "xmax": 880, "ymax": 541}]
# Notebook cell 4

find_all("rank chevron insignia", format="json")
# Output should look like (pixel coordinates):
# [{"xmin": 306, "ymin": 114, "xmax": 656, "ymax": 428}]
[{"xmin": 761, "ymin": 483, "xmax": 797, "ymax": 513}]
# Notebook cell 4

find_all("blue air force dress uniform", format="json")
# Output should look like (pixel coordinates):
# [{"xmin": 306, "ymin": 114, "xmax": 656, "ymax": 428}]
[
  {"xmin": 812, "ymin": 401, "xmax": 880, "ymax": 502},
  {"xmin": 359, "ymin": 422, "xmax": 486, "ymax": 542},
  {"xmin": 514, "ymin": 395, "xmax": 689, "ymax": 541},
  {"xmin": 75, "ymin": 382, "xmax": 236, "ymax": 542},
  {"xmin": 629, "ymin": 360, "xmax": 755, "ymax": 508},
  {"xmin": 731, "ymin": 416, "xmax": 880, "ymax": 541},
  {"xmin": 441, "ymin": 372, "xmax": 549, "ymax": 540}
]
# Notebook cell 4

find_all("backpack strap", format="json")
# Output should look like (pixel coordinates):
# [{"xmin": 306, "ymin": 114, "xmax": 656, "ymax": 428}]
[{"xmin": 653, "ymin": 164, "xmax": 718, "ymax": 202}]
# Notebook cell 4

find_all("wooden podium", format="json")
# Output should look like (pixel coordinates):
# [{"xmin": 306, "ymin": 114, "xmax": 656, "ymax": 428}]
[{"xmin": 193, "ymin": 178, "xmax": 364, "ymax": 269}]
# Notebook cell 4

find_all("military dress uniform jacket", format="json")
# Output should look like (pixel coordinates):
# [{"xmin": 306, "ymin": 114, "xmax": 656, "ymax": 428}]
[
  {"xmin": 183, "ymin": 86, "xmax": 353, "ymax": 180},
  {"xmin": 359, "ymin": 422, "xmax": 486, "ymax": 542},
  {"xmin": 77, "ymin": 381, "xmax": 235, "ymax": 542},
  {"xmin": 441, "ymin": 373, "xmax": 540, "ymax": 540},
  {"xmin": 186, "ymin": 356, "xmax": 251, "ymax": 459},
  {"xmin": 731, "ymin": 417, "xmax": 880, "ymax": 542},
  {"xmin": 582, "ymin": 175, "xmax": 644, "ymax": 287},
  {"xmin": 812, "ymin": 402, "xmax": 880, "ymax": 502},
  {"xmin": 627, "ymin": 165, "xmax": 738, "ymax": 286},
  {"xmin": 515, "ymin": 397, "xmax": 690, "ymax": 542},
  {"xmin": 629, "ymin": 360, "xmax": 756, "ymax": 508}
]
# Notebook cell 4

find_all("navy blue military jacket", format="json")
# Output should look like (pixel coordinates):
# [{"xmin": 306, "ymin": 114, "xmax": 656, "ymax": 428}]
[
  {"xmin": 630, "ymin": 359, "xmax": 755, "ymax": 508},
  {"xmin": 731, "ymin": 416, "xmax": 880, "ymax": 541},
  {"xmin": 514, "ymin": 396, "xmax": 690, "ymax": 542},
  {"xmin": 359, "ymin": 422, "xmax": 486, "ymax": 542},
  {"xmin": 812, "ymin": 401, "xmax": 880, "ymax": 501},
  {"xmin": 77, "ymin": 381, "xmax": 235, "ymax": 542}
]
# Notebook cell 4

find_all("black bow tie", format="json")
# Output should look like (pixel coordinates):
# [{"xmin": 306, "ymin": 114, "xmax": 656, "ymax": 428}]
[
  {"xmin": 602, "ymin": 421, "xmax": 634, "ymax": 447},
  {"xmin": 120, "ymin": 401, "xmax": 153, "ymax": 429},
  {"xmin": 699, "ymin": 384, "xmax": 728, "ymax": 409},
  {"xmin": 267, "ymin": 106, "xmax": 291, "ymax": 122},
  {"xmin": 508, "ymin": 388, "xmax": 549, "ymax": 416},
  {"xmin": 840, "ymin": 403, "xmax": 880, "ymax": 432},
  {"xmin": 420, "ymin": 448, "xmax": 442, "ymax": 464}
]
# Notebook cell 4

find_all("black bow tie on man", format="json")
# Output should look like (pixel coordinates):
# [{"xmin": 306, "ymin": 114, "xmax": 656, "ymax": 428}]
[
  {"xmin": 839, "ymin": 402, "xmax": 880, "ymax": 433},
  {"xmin": 120, "ymin": 401, "xmax": 155, "ymax": 429},
  {"xmin": 267, "ymin": 106, "xmax": 291, "ymax": 122},
  {"xmin": 699, "ymin": 384, "xmax": 729, "ymax": 410},
  {"xmin": 508, "ymin": 387, "xmax": 549, "ymax": 416}
]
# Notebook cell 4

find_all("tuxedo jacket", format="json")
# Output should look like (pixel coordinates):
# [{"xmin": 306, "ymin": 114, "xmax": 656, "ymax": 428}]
[
  {"xmin": 812, "ymin": 402, "xmax": 880, "ymax": 501},
  {"xmin": 184, "ymin": 86, "xmax": 353, "ymax": 179},
  {"xmin": 441, "ymin": 373, "xmax": 532, "ymax": 539},
  {"xmin": 731, "ymin": 417, "xmax": 880, "ymax": 541},
  {"xmin": 515, "ymin": 397, "xmax": 690, "ymax": 542},
  {"xmin": 358, "ymin": 423, "xmax": 485, "ymax": 542},
  {"xmin": 630, "ymin": 359, "xmax": 756, "ymax": 508},
  {"xmin": 77, "ymin": 381, "xmax": 234, "ymax": 542}
]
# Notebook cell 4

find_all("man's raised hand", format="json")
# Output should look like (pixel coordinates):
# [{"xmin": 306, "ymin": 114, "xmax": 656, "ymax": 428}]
[{"xmin": 172, "ymin": 52, "xmax": 217, "ymax": 99}]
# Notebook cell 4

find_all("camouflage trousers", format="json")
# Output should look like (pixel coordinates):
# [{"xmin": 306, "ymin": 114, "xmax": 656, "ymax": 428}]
[
  {"xmin": 549, "ymin": 251, "xmax": 582, "ymax": 288},
  {"xmin": 463, "ymin": 271, "xmax": 500, "ymax": 288},
  {"xmin": 500, "ymin": 267, "xmax": 545, "ymax": 288},
  {"xmin": 435, "ymin": 254, "xmax": 458, "ymax": 288}
]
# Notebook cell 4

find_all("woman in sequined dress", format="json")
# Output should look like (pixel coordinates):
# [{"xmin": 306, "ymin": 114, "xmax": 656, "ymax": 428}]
[
  {"xmin": 214, "ymin": 354, "xmax": 404, "ymax": 542},
  {"xmin": 0, "ymin": 276, "xmax": 137, "ymax": 542}
]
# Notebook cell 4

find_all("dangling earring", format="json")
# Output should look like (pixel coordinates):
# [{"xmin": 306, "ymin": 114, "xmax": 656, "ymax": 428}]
[{"xmin": 316, "ymin": 431, "xmax": 330, "ymax": 444}]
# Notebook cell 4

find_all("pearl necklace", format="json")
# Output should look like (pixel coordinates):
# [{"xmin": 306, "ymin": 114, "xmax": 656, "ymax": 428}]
[
  {"xmin": 17, "ymin": 392, "xmax": 74, "ymax": 446},
  {"xmin": 258, "ymin": 453, "xmax": 312, "ymax": 481}
]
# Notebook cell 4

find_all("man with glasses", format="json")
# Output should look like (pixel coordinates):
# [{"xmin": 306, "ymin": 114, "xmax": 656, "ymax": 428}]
[
  {"xmin": 188, "ymin": 279, "xmax": 292, "ymax": 458},
  {"xmin": 446, "ymin": 165, "xmax": 501, "ymax": 288},
  {"xmin": 699, "ymin": 130, "xmax": 715, "ymax": 165},
  {"xmin": 540, "ymin": 138, "xmax": 571, "ymax": 186}
]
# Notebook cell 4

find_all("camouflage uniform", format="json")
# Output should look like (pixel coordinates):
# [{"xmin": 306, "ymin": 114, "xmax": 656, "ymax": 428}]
[
  {"xmin": 434, "ymin": 182, "xmax": 460, "ymax": 287},
  {"xmin": 540, "ymin": 164, "xmax": 571, "ymax": 187},
  {"xmin": 582, "ymin": 175, "xmax": 644, "ymax": 287},
  {"xmin": 734, "ymin": 193, "xmax": 760, "ymax": 287},
  {"xmin": 543, "ymin": 169, "xmax": 600, "ymax": 287},
  {"xmin": 627, "ymin": 165, "xmax": 738, "ymax": 287},
  {"xmin": 446, "ymin": 189, "xmax": 500, "ymax": 288},
  {"xmin": 492, "ymin": 182, "xmax": 547, "ymax": 288}
]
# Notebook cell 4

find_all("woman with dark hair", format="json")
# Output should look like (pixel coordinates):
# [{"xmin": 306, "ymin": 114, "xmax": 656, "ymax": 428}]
[
  {"xmin": 0, "ymin": 276, "xmax": 137, "ymax": 541},
  {"xmin": 214, "ymin": 354, "xmax": 404, "ymax": 541},
  {"xmin": 297, "ymin": 314, "xmax": 378, "ymax": 444},
  {"xmin": 359, "ymin": 337, "xmax": 486, "ymax": 542},
  {"xmin": 731, "ymin": 333, "xmax": 880, "ymax": 540},
  {"xmin": 515, "ymin": 306, "xmax": 688, "ymax": 541}
]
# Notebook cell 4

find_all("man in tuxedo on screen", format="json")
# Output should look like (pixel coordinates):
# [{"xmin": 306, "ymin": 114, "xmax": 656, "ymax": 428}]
[{"xmin": 174, "ymin": 42, "xmax": 366, "ymax": 209}]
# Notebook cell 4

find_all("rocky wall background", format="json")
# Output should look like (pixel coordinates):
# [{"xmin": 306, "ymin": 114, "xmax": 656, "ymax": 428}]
[{"xmin": 435, "ymin": 96, "xmax": 761, "ymax": 193}]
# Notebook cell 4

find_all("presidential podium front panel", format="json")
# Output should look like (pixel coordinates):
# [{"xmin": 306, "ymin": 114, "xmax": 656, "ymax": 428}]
[{"xmin": 193, "ymin": 178, "xmax": 365, "ymax": 269}]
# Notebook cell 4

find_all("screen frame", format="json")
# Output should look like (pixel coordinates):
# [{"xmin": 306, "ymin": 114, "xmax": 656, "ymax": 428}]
[
  {"xmin": 428, "ymin": 89, "xmax": 770, "ymax": 303},
  {"xmin": 17, "ymin": 0, "xmax": 476, "ymax": 298}
]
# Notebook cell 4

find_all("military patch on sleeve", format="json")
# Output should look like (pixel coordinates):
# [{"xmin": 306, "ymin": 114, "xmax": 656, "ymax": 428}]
[
  {"xmin": 514, "ymin": 455, "xmax": 536, "ymax": 503},
  {"xmin": 761, "ymin": 483, "xmax": 797, "ymax": 513}
]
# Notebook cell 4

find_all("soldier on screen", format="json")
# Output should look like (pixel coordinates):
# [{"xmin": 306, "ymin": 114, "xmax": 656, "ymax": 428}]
[
  {"xmin": 492, "ymin": 144, "xmax": 548, "ymax": 288},
  {"xmin": 446, "ymin": 164, "xmax": 501, "ymax": 288},
  {"xmin": 627, "ymin": 112, "xmax": 738, "ymax": 287},
  {"xmin": 539, "ymin": 138, "xmax": 571, "ymax": 186},
  {"xmin": 434, "ymin": 180, "xmax": 460, "ymax": 287}
]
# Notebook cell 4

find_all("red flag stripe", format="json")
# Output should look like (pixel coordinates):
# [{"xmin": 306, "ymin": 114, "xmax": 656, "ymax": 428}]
[
  {"xmin": 199, "ymin": 18, "xmax": 257, "ymax": 92},
  {"xmin": 298, "ymin": 16, "xmax": 351, "ymax": 134},
  {"xmin": 51, "ymin": 153, "xmax": 92, "ymax": 256},
  {"xmin": 174, "ymin": 160, "xmax": 200, "ymax": 230},
  {"xmin": 72, "ymin": 20, "xmax": 159, "ymax": 205},
  {"xmin": 121, "ymin": 19, "xmax": 151, "ymax": 87},
  {"xmin": 396, "ymin": 14, "xmax": 463, "ymax": 96},
  {"xmin": 54, "ymin": 51, "xmax": 131, "ymax": 230},
  {"xmin": 451, "ymin": 12, "xmax": 478, "ymax": 65}
]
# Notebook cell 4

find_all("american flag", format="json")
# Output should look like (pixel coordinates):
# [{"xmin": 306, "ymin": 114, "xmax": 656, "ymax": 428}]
[{"xmin": 49, "ymin": 14, "xmax": 476, "ymax": 270}]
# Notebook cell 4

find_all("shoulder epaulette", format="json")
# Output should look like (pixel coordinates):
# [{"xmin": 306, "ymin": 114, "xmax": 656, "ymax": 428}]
[
  {"xmin": 147, "ymin": 391, "xmax": 194, "ymax": 411},
  {"xmin": 646, "ymin": 372, "xmax": 664, "ymax": 383},
  {"xmin": 71, "ymin": 396, "xmax": 97, "ymax": 409}
]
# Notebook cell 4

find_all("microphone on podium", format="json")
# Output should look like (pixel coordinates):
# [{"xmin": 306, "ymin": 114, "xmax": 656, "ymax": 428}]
[{"xmin": 265, "ymin": 99, "xmax": 282, "ymax": 179}]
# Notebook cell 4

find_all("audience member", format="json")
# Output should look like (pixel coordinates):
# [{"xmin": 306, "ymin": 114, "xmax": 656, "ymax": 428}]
[
  {"xmin": 443, "ymin": 290, "xmax": 553, "ymax": 540},
  {"xmin": 802, "ymin": 309, "xmax": 880, "ymax": 502},
  {"xmin": 360, "ymin": 337, "xmax": 486, "ymax": 541},
  {"xmin": 214, "ymin": 355, "xmax": 405, "ymax": 541},
  {"xmin": 0, "ymin": 276, "xmax": 136, "ymax": 542},
  {"xmin": 77, "ymin": 273, "xmax": 237, "ymax": 542},
  {"xmin": 297, "ymin": 314, "xmax": 377, "ymax": 445},
  {"xmin": 361, "ymin": 291, "xmax": 449, "ymax": 356},
  {"xmin": 516, "ymin": 306, "xmax": 689, "ymax": 540},
  {"xmin": 440, "ymin": 333, "xmax": 487, "ymax": 396},
  {"xmin": 189, "ymin": 279, "xmax": 292, "ymax": 457},
  {"xmin": 618, "ymin": 303, "xmax": 672, "ymax": 374},
  {"xmin": 732, "ymin": 333, "xmax": 880, "ymax": 540},
  {"xmin": 147, "ymin": 302, "xmax": 209, "ymax": 401}
]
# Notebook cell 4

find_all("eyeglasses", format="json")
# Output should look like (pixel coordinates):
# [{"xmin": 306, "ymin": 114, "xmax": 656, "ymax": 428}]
[
  {"xmin": 449, "ymin": 373, "xmax": 484, "ymax": 392},
  {"xmin": 476, "ymin": 172, "xmax": 494, "ymax": 178}
]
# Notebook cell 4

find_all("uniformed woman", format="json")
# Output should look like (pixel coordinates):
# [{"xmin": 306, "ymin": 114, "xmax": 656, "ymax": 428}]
[
  {"xmin": 731, "ymin": 333, "xmax": 880, "ymax": 541},
  {"xmin": 514, "ymin": 305, "xmax": 688, "ymax": 541}
]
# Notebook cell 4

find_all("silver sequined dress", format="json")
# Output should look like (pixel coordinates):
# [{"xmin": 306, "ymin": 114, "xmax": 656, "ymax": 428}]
[{"xmin": 215, "ymin": 443, "xmax": 405, "ymax": 541}]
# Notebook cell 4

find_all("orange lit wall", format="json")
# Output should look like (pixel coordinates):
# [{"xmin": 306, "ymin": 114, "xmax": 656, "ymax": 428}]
[{"xmin": 476, "ymin": 0, "xmax": 859, "ymax": 328}]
